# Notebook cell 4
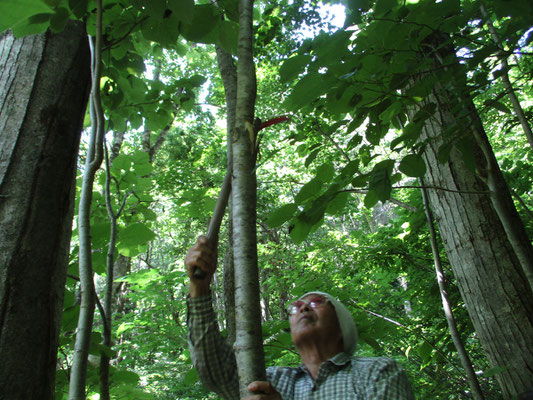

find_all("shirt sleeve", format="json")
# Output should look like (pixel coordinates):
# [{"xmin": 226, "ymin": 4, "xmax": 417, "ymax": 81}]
[
  {"xmin": 365, "ymin": 358, "xmax": 415, "ymax": 399},
  {"xmin": 186, "ymin": 294, "xmax": 239, "ymax": 400}
]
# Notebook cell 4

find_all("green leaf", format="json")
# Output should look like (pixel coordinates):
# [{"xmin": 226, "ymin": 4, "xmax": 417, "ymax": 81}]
[
  {"xmin": 131, "ymin": 150, "xmax": 150, "ymax": 163},
  {"xmin": 118, "ymin": 223, "xmax": 156, "ymax": 247},
  {"xmin": 373, "ymin": 0, "xmax": 398, "ymax": 17},
  {"xmin": 168, "ymin": 0, "xmax": 194, "ymax": 22},
  {"xmin": 61, "ymin": 305, "xmax": 80, "ymax": 331},
  {"xmin": 417, "ymin": 341, "xmax": 433, "ymax": 363},
  {"xmin": 217, "ymin": 0, "xmax": 239, "ymax": 21},
  {"xmin": 91, "ymin": 251, "xmax": 106, "ymax": 275},
  {"xmin": 142, "ymin": 14, "xmax": 180, "ymax": 47},
  {"xmin": 180, "ymin": 4, "xmax": 219, "ymax": 44},
  {"xmin": 285, "ymin": 72, "xmax": 333, "ymax": 111},
  {"xmin": 267, "ymin": 204, "xmax": 298, "ymax": 228},
  {"xmin": 314, "ymin": 30, "xmax": 351, "ymax": 65},
  {"xmin": 116, "ymin": 269, "xmax": 161, "ymax": 287},
  {"xmin": 365, "ymin": 123, "xmax": 388, "ymax": 145},
  {"xmin": 280, "ymin": 55, "xmax": 312, "ymax": 83},
  {"xmin": 484, "ymin": 99, "xmax": 512, "ymax": 114},
  {"xmin": 0, "ymin": 0, "xmax": 52, "ymax": 33},
  {"xmin": 482, "ymin": 366, "xmax": 508, "ymax": 378},
  {"xmin": 457, "ymin": 137, "xmax": 476, "ymax": 172},
  {"xmin": 184, "ymin": 368, "xmax": 199, "ymax": 385},
  {"xmin": 289, "ymin": 218, "xmax": 313, "ymax": 244},
  {"xmin": 352, "ymin": 173, "xmax": 368, "ymax": 188},
  {"xmin": 295, "ymin": 178, "xmax": 323, "ymax": 205},
  {"xmin": 49, "ymin": 7, "xmax": 70, "ymax": 33},
  {"xmin": 315, "ymin": 162, "xmax": 335, "ymax": 183},
  {"xmin": 189, "ymin": 74, "xmax": 207, "ymax": 87},
  {"xmin": 412, "ymin": 102, "xmax": 437, "ymax": 124},
  {"xmin": 390, "ymin": 121, "xmax": 423, "ymax": 150},
  {"xmin": 88, "ymin": 331, "xmax": 103, "ymax": 355},
  {"xmin": 91, "ymin": 222, "xmax": 111, "ymax": 250},
  {"xmin": 69, "ymin": 0, "xmax": 88, "ymax": 18},
  {"xmin": 304, "ymin": 148, "xmax": 320, "ymax": 168},
  {"xmin": 378, "ymin": 101, "xmax": 402, "ymax": 123},
  {"xmin": 364, "ymin": 189, "xmax": 379, "ymax": 208},
  {"xmin": 218, "ymin": 20, "xmax": 239, "ymax": 55},
  {"xmin": 399, "ymin": 154, "xmax": 426, "ymax": 177},
  {"xmin": 369, "ymin": 160, "xmax": 393, "ymax": 202},
  {"xmin": 112, "ymin": 370, "xmax": 140, "ymax": 386},
  {"xmin": 116, "ymin": 322, "xmax": 134, "ymax": 336},
  {"xmin": 325, "ymin": 192, "xmax": 349, "ymax": 215},
  {"xmin": 340, "ymin": 160, "xmax": 360, "ymax": 178}
]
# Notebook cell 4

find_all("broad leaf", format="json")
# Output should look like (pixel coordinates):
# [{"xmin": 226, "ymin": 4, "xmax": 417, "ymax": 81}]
[
  {"xmin": 364, "ymin": 189, "xmax": 379, "ymax": 208},
  {"xmin": 399, "ymin": 154, "xmax": 426, "ymax": 178},
  {"xmin": 168, "ymin": 0, "xmax": 194, "ymax": 22},
  {"xmin": 218, "ymin": 20, "xmax": 239, "ymax": 55},
  {"xmin": 295, "ymin": 178, "xmax": 323, "ymax": 204},
  {"xmin": 69, "ymin": 0, "xmax": 88, "ymax": 18},
  {"xmin": 369, "ymin": 160, "xmax": 394, "ymax": 202},
  {"xmin": 0, "ymin": 0, "xmax": 52, "ymax": 33},
  {"xmin": 289, "ymin": 218, "xmax": 312, "ymax": 244},
  {"xmin": 267, "ymin": 204, "xmax": 298, "ymax": 228},
  {"xmin": 484, "ymin": 99, "xmax": 512, "ymax": 114},
  {"xmin": 315, "ymin": 162, "xmax": 335, "ymax": 183},
  {"xmin": 118, "ymin": 223, "xmax": 156, "ymax": 247},
  {"xmin": 325, "ymin": 192, "xmax": 349, "ymax": 215},
  {"xmin": 180, "ymin": 4, "xmax": 219, "ymax": 44},
  {"xmin": 285, "ymin": 72, "xmax": 333, "ymax": 111},
  {"xmin": 279, "ymin": 54, "xmax": 312, "ymax": 83}
]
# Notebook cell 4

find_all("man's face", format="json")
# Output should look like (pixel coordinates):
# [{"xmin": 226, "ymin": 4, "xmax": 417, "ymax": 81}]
[{"xmin": 289, "ymin": 294, "xmax": 343, "ymax": 350}]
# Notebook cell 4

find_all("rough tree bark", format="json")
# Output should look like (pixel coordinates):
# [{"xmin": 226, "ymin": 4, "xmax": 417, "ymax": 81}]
[
  {"xmin": 419, "ymin": 178, "xmax": 485, "ymax": 400},
  {"xmin": 232, "ymin": 0, "xmax": 266, "ymax": 396},
  {"xmin": 0, "ymin": 22, "xmax": 91, "ymax": 399},
  {"xmin": 412, "ymin": 35, "xmax": 533, "ymax": 398}
]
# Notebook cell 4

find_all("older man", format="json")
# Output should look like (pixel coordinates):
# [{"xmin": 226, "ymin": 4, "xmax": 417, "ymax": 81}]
[{"xmin": 185, "ymin": 236, "xmax": 414, "ymax": 399}]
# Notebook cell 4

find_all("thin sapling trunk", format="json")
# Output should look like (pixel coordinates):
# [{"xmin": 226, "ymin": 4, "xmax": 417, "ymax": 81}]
[{"xmin": 69, "ymin": 1, "xmax": 105, "ymax": 398}]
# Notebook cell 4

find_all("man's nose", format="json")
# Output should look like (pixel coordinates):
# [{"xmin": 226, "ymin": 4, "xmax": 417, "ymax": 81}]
[{"xmin": 299, "ymin": 303, "xmax": 311, "ymax": 312}]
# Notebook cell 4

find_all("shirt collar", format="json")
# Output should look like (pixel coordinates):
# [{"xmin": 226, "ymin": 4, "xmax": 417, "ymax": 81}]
[
  {"xmin": 297, "ymin": 351, "xmax": 352, "ymax": 374},
  {"xmin": 329, "ymin": 351, "xmax": 352, "ymax": 366}
]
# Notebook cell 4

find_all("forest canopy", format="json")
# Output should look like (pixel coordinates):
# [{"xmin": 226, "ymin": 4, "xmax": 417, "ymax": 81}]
[{"xmin": 0, "ymin": 0, "xmax": 532, "ymax": 399}]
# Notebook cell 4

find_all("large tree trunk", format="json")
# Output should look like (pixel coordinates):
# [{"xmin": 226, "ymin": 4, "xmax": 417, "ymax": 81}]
[
  {"xmin": 0, "ymin": 23, "xmax": 91, "ymax": 399},
  {"xmin": 415, "ymin": 40, "xmax": 533, "ymax": 397}
]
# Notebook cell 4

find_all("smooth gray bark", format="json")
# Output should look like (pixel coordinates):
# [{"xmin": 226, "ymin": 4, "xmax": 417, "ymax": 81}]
[
  {"xmin": 69, "ymin": 2, "xmax": 105, "ymax": 397},
  {"xmin": 232, "ymin": 0, "xmax": 266, "ymax": 397},
  {"xmin": 216, "ymin": 45, "xmax": 237, "ymax": 344},
  {"xmin": 0, "ymin": 22, "xmax": 90, "ymax": 399}
]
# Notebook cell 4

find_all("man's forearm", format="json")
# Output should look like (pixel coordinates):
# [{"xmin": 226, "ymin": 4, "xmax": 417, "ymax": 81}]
[{"xmin": 187, "ymin": 294, "xmax": 240, "ymax": 400}]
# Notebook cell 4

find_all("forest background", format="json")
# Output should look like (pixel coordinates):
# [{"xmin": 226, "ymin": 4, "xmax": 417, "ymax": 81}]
[{"xmin": 0, "ymin": 0, "xmax": 532, "ymax": 399}]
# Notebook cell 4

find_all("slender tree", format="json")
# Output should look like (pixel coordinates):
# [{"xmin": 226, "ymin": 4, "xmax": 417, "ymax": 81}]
[
  {"xmin": 232, "ymin": 0, "xmax": 267, "ymax": 396},
  {"xmin": 479, "ymin": 3, "xmax": 533, "ymax": 151},
  {"xmin": 0, "ymin": 22, "xmax": 91, "ymax": 399},
  {"xmin": 69, "ymin": 1, "xmax": 105, "ymax": 397},
  {"xmin": 216, "ymin": 44, "xmax": 238, "ymax": 344}
]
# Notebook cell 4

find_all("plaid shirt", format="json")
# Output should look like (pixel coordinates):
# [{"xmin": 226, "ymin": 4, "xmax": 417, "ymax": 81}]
[{"xmin": 187, "ymin": 294, "xmax": 414, "ymax": 399}]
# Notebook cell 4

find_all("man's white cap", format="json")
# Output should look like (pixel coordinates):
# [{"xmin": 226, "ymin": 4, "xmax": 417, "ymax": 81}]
[{"xmin": 299, "ymin": 291, "xmax": 358, "ymax": 355}]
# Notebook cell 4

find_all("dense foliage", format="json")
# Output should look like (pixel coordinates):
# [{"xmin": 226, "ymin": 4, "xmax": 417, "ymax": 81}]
[{"xmin": 1, "ymin": 0, "xmax": 532, "ymax": 398}]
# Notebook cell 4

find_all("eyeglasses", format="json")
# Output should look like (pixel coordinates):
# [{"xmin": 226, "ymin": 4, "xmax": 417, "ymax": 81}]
[{"xmin": 286, "ymin": 295, "xmax": 329, "ymax": 315}]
